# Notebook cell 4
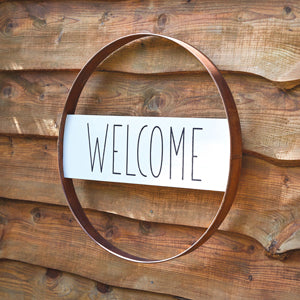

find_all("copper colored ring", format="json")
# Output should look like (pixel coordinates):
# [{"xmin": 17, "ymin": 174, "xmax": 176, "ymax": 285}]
[{"xmin": 58, "ymin": 33, "xmax": 242, "ymax": 263}]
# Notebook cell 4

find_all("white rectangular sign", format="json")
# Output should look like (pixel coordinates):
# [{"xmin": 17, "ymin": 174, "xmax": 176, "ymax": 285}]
[{"xmin": 63, "ymin": 115, "xmax": 230, "ymax": 192}]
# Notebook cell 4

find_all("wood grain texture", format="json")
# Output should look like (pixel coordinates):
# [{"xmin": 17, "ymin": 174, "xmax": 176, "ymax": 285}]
[
  {"xmin": 0, "ymin": 0, "xmax": 299, "ymax": 81},
  {"xmin": 0, "ymin": 260, "xmax": 177, "ymax": 300},
  {"xmin": 1, "ymin": 71, "xmax": 300, "ymax": 161},
  {"xmin": 0, "ymin": 199, "xmax": 299, "ymax": 300},
  {"xmin": 0, "ymin": 135, "xmax": 299, "ymax": 254},
  {"xmin": 1, "ymin": 0, "xmax": 299, "ymax": 298}
]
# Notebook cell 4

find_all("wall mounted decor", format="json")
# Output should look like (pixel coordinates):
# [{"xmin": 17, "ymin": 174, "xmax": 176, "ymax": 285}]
[{"xmin": 58, "ymin": 33, "xmax": 242, "ymax": 263}]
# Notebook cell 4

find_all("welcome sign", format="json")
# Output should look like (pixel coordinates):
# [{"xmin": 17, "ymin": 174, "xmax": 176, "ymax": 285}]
[
  {"xmin": 58, "ymin": 33, "xmax": 242, "ymax": 263},
  {"xmin": 63, "ymin": 115, "xmax": 230, "ymax": 192}
]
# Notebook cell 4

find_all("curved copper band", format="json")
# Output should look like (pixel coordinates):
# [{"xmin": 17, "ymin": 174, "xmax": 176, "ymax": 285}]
[{"xmin": 58, "ymin": 33, "xmax": 242, "ymax": 263}]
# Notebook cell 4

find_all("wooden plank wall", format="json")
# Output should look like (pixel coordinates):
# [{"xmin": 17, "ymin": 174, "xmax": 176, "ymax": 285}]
[{"xmin": 0, "ymin": 0, "xmax": 299, "ymax": 299}]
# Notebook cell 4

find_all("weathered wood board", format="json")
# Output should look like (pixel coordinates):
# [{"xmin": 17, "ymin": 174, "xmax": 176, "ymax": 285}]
[
  {"xmin": 0, "ymin": 260, "xmax": 176, "ymax": 300},
  {"xmin": 0, "ymin": 199, "xmax": 300, "ymax": 300},
  {"xmin": 0, "ymin": 1, "xmax": 299, "ymax": 81},
  {"xmin": 0, "ymin": 71, "xmax": 299, "ymax": 161},
  {"xmin": 0, "ymin": 135, "xmax": 299, "ymax": 254}
]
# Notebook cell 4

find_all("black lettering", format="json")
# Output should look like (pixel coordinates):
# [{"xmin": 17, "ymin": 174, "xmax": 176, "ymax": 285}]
[
  {"xmin": 112, "ymin": 124, "xmax": 122, "ymax": 175},
  {"xmin": 87, "ymin": 123, "xmax": 109, "ymax": 172},
  {"xmin": 137, "ymin": 125, "xmax": 148, "ymax": 177},
  {"xmin": 192, "ymin": 127, "xmax": 203, "ymax": 181},
  {"xmin": 126, "ymin": 125, "xmax": 136, "ymax": 176},
  {"xmin": 170, "ymin": 127, "xmax": 185, "ymax": 180},
  {"xmin": 150, "ymin": 126, "xmax": 163, "ymax": 178}
]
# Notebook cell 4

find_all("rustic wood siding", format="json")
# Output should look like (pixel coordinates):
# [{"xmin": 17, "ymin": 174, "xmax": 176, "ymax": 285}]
[{"xmin": 0, "ymin": 0, "xmax": 299, "ymax": 299}]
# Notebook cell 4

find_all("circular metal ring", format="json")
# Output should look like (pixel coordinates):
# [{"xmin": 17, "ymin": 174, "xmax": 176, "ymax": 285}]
[{"xmin": 58, "ymin": 33, "xmax": 242, "ymax": 263}]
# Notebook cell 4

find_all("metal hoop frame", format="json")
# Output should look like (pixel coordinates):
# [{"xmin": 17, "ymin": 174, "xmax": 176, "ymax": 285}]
[{"xmin": 58, "ymin": 33, "xmax": 242, "ymax": 263}]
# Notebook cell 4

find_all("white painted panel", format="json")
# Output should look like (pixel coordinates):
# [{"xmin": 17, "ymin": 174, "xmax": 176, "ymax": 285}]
[{"xmin": 63, "ymin": 115, "xmax": 230, "ymax": 192}]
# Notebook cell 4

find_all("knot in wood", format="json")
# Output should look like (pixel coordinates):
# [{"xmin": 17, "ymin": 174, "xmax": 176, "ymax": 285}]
[
  {"xmin": 139, "ymin": 221, "xmax": 153, "ymax": 235},
  {"xmin": 96, "ymin": 282, "xmax": 112, "ymax": 294},
  {"xmin": 31, "ymin": 207, "xmax": 41, "ymax": 223},
  {"xmin": 2, "ymin": 86, "xmax": 12, "ymax": 98},
  {"xmin": 157, "ymin": 14, "xmax": 167, "ymax": 30}
]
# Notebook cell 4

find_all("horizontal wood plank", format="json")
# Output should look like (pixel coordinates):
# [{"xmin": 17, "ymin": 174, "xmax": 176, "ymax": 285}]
[
  {"xmin": 1, "ymin": 71, "xmax": 300, "ymax": 160},
  {"xmin": 0, "ymin": 260, "xmax": 176, "ymax": 300},
  {"xmin": 0, "ymin": 199, "xmax": 299, "ymax": 299},
  {"xmin": 0, "ymin": 0, "xmax": 299, "ymax": 81},
  {"xmin": 0, "ymin": 135, "xmax": 299, "ymax": 254}
]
